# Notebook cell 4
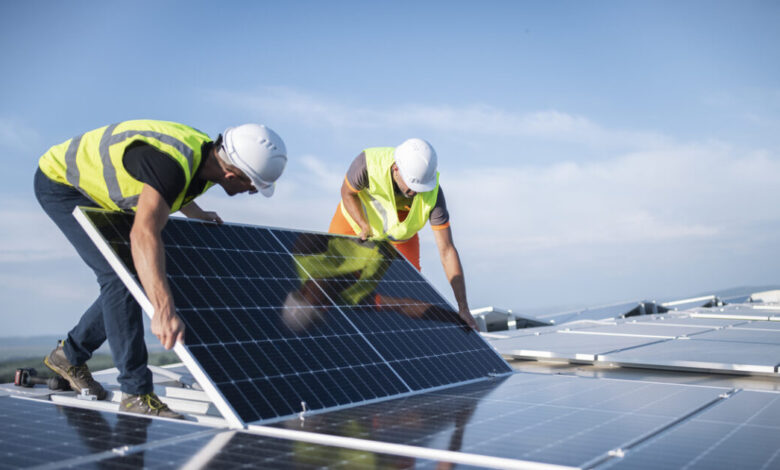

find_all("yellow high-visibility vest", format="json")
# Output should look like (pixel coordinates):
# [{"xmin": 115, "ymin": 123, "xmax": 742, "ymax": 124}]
[
  {"xmin": 340, "ymin": 147, "xmax": 439, "ymax": 241},
  {"xmin": 38, "ymin": 120, "xmax": 214, "ymax": 213}
]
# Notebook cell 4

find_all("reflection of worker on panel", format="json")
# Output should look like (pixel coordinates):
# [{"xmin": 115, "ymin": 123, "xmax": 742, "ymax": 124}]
[{"xmin": 282, "ymin": 234, "xmax": 471, "ymax": 333}]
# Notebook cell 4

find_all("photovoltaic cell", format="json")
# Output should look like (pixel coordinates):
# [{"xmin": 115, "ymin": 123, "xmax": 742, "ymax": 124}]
[
  {"xmin": 76, "ymin": 208, "xmax": 510, "ymax": 425},
  {"xmin": 534, "ymin": 301, "xmax": 656, "ymax": 325},
  {"xmin": 275, "ymin": 230, "xmax": 510, "ymax": 391},
  {"xmin": 601, "ymin": 335, "xmax": 780, "ymax": 374},
  {"xmin": 491, "ymin": 330, "xmax": 667, "ymax": 361},
  {"xmin": 0, "ymin": 397, "xmax": 447, "ymax": 469},
  {"xmin": 489, "ymin": 314, "xmax": 780, "ymax": 375},
  {"xmin": 603, "ymin": 390, "xmax": 780, "ymax": 469}
]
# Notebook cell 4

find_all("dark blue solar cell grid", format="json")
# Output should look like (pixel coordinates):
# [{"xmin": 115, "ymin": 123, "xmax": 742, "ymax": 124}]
[
  {"xmin": 83, "ymin": 212, "xmax": 406, "ymax": 423},
  {"xmin": 81, "ymin": 209, "xmax": 509, "ymax": 425},
  {"xmin": 274, "ymin": 230, "xmax": 511, "ymax": 390}
]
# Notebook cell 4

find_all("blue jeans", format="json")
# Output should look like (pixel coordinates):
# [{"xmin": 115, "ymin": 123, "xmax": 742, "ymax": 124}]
[{"xmin": 34, "ymin": 168, "xmax": 152, "ymax": 395}]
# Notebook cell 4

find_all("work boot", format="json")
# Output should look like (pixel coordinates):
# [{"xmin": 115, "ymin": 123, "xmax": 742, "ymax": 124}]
[
  {"xmin": 120, "ymin": 393, "xmax": 184, "ymax": 419},
  {"xmin": 44, "ymin": 341, "xmax": 108, "ymax": 400}
]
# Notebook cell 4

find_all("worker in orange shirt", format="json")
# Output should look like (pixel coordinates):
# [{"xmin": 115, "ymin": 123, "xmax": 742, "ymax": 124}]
[{"xmin": 328, "ymin": 138, "xmax": 477, "ymax": 329}]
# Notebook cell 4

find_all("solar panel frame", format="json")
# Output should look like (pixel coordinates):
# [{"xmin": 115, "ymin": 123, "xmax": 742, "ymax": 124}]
[
  {"xmin": 73, "ymin": 207, "xmax": 246, "ymax": 428},
  {"xmin": 689, "ymin": 304, "xmax": 776, "ymax": 321},
  {"xmin": 73, "ymin": 207, "xmax": 511, "ymax": 427},
  {"xmin": 600, "ymin": 336, "xmax": 780, "ymax": 375}
]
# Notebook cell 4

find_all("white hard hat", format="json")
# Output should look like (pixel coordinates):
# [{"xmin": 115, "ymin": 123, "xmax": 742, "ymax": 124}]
[
  {"xmin": 394, "ymin": 138, "xmax": 437, "ymax": 193},
  {"xmin": 220, "ymin": 124, "xmax": 287, "ymax": 197}
]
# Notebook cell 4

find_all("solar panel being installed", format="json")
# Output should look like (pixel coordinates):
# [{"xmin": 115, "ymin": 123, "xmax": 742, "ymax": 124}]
[
  {"xmin": 275, "ymin": 230, "xmax": 509, "ymax": 390},
  {"xmin": 74, "ymin": 207, "xmax": 511, "ymax": 426}
]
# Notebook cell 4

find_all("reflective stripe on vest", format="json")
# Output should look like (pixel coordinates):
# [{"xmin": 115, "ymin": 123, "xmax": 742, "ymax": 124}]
[
  {"xmin": 38, "ymin": 120, "xmax": 211, "ymax": 213},
  {"xmin": 340, "ymin": 147, "xmax": 439, "ymax": 241}
]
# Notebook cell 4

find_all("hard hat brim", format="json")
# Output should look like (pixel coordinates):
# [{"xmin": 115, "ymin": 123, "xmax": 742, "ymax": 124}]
[
  {"xmin": 405, "ymin": 179, "xmax": 436, "ymax": 193},
  {"xmin": 398, "ymin": 165, "xmax": 437, "ymax": 193},
  {"xmin": 257, "ymin": 181, "xmax": 275, "ymax": 198}
]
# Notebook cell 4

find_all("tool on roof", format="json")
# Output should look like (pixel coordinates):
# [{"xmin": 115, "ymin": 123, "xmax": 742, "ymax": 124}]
[{"xmin": 14, "ymin": 368, "xmax": 71, "ymax": 391}]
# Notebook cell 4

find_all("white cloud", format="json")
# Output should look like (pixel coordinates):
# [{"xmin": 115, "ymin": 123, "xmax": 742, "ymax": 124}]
[
  {"xmin": 191, "ymin": 156, "xmax": 341, "ymax": 233},
  {"xmin": 209, "ymin": 87, "xmax": 670, "ymax": 150},
  {"xmin": 299, "ymin": 154, "xmax": 343, "ymax": 192},
  {"xmin": 0, "ymin": 272, "xmax": 94, "ymax": 302},
  {"xmin": 442, "ymin": 142, "xmax": 779, "ymax": 258},
  {"xmin": 0, "ymin": 200, "xmax": 78, "ymax": 263},
  {"xmin": 0, "ymin": 117, "xmax": 41, "ymax": 152}
]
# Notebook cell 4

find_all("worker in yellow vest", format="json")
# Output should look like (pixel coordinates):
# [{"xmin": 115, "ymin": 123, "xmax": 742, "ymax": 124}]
[
  {"xmin": 328, "ymin": 138, "xmax": 477, "ymax": 330},
  {"xmin": 35, "ymin": 120, "xmax": 287, "ymax": 418}
]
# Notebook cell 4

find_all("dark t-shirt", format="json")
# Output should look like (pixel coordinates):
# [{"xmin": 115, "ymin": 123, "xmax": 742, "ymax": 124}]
[
  {"xmin": 122, "ymin": 142, "xmax": 210, "ymax": 209},
  {"xmin": 345, "ymin": 152, "xmax": 450, "ymax": 227}
]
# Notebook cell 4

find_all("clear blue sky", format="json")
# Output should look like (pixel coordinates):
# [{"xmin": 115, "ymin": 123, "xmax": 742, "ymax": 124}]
[{"xmin": 1, "ymin": 1, "xmax": 778, "ymax": 336}]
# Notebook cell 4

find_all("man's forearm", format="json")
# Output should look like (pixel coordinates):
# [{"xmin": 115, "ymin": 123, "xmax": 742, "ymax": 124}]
[
  {"xmin": 341, "ymin": 183, "xmax": 370, "ymax": 236},
  {"xmin": 443, "ymin": 247, "xmax": 469, "ymax": 309},
  {"xmin": 133, "ymin": 184, "xmax": 185, "ymax": 349},
  {"xmin": 179, "ymin": 202, "xmax": 203, "ymax": 218},
  {"xmin": 130, "ymin": 227, "xmax": 173, "ymax": 313}
]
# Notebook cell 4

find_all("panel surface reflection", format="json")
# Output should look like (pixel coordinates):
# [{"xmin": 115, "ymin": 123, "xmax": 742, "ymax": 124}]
[
  {"xmin": 102, "ymin": 430, "xmax": 446, "ymax": 469},
  {"xmin": 603, "ymin": 390, "xmax": 780, "ymax": 469},
  {"xmin": 0, "ymin": 397, "xmax": 208, "ymax": 469},
  {"xmin": 277, "ymin": 231, "xmax": 511, "ymax": 390},
  {"xmin": 273, "ymin": 373, "xmax": 732, "ymax": 467}
]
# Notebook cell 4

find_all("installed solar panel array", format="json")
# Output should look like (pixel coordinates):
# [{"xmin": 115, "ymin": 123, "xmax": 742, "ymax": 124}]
[
  {"xmin": 0, "ymin": 396, "xmax": 446, "ymax": 470},
  {"xmin": 75, "ymin": 208, "xmax": 510, "ymax": 425},
  {"xmin": 6, "ymin": 371, "xmax": 780, "ymax": 469},
  {"xmin": 489, "ymin": 313, "xmax": 780, "ymax": 375}
]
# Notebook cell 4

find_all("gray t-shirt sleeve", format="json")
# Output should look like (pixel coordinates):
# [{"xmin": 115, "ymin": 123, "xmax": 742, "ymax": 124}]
[
  {"xmin": 345, "ymin": 152, "xmax": 368, "ymax": 191},
  {"xmin": 429, "ymin": 186, "xmax": 450, "ymax": 227}
]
